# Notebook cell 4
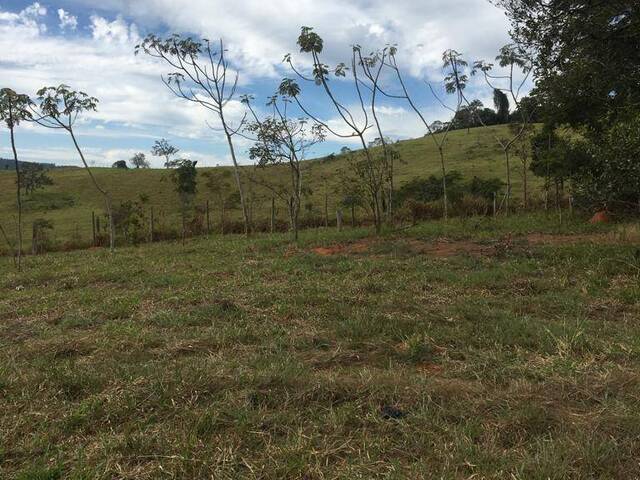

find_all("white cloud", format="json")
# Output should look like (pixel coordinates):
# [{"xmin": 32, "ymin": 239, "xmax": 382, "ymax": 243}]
[
  {"xmin": 0, "ymin": 0, "xmax": 523, "ymax": 167},
  {"xmin": 57, "ymin": 9, "xmax": 78, "ymax": 30}
]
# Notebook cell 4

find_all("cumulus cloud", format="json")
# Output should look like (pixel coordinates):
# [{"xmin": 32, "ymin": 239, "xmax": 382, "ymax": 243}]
[
  {"xmin": 0, "ymin": 1, "xmax": 522, "ymax": 167},
  {"xmin": 57, "ymin": 9, "xmax": 78, "ymax": 30}
]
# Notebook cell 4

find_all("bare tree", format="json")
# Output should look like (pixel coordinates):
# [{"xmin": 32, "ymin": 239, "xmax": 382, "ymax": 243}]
[
  {"xmin": 32, "ymin": 85, "xmax": 116, "ymax": 251},
  {"xmin": 282, "ymin": 27, "xmax": 386, "ymax": 233},
  {"xmin": 377, "ymin": 48, "xmax": 467, "ymax": 219},
  {"xmin": 0, "ymin": 88, "xmax": 33, "ymax": 270},
  {"xmin": 470, "ymin": 45, "xmax": 533, "ymax": 214},
  {"xmin": 440, "ymin": 44, "xmax": 534, "ymax": 215},
  {"xmin": 242, "ymin": 93, "xmax": 325, "ymax": 240},
  {"xmin": 136, "ymin": 35, "xmax": 251, "ymax": 236}
]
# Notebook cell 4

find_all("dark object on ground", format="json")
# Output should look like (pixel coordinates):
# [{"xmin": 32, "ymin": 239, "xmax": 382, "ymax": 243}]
[{"xmin": 380, "ymin": 405, "xmax": 407, "ymax": 420}]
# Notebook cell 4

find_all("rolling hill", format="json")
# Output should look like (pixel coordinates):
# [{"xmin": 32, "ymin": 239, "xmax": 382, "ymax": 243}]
[{"xmin": 0, "ymin": 124, "xmax": 540, "ymax": 252}]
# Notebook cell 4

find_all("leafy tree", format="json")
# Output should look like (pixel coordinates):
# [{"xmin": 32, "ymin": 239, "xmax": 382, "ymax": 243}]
[
  {"xmin": 130, "ymin": 152, "xmax": 150, "ymax": 169},
  {"xmin": 32, "ymin": 85, "xmax": 116, "ymax": 251},
  {"xmin": 493, "ymin": 89, "xmax": 510, "ymax": 124},
  {"xmin": 243, "ymin": 94, "xmax": 325, "ymax": 240},
  {"xmin": 112, "ymin": 160, "xmax": 128, "ymax": 169},
  {"xmin": 170, "ymin": 159, "xmax": 198, "ymax": 242},
  {"xmin": 570, "ymin": 115, "xmax": 640, "ymax": 212},
  {"xmin": 136, "ymin": 35, "xmax": 251, "ymax": 236},
  {"xmin": 20, "ymin": 163, "xmax": 53, "ymax": 195},
  {"xmin": 151, "ymin": 138, "xmax": 180, "ymax": 168},
  {"xmin": 0, "ymin": 88, "xmax": 32, "ymax": 270},
  {"xmin": 202, "ymin": 169, "xmax": 231, "ymax": 233},
  {"xmin": 494, "ymin": 0, "xmax": 639, "ymax": 132}
]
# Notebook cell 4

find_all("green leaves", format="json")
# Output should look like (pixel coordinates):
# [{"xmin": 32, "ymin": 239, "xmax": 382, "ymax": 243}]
[
  {"xmin": 36, "ymin": 85, "xmax": 98, "ymax": 121},
  {"xmin": 297, "ymin": 26, "xmax": 323, "ymax": 54},
  {"xmin": 278, "ymin": 78, "xmax": 301, "ymax": 98},
  {"xmin": 0, "ymin": 88, "xmax": 33, "ymax": 128}
]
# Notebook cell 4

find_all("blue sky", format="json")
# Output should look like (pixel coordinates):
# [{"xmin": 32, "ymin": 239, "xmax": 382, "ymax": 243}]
[{"xmin": 0, "ymin": 0, "xmax": 520, "ymax": 168}]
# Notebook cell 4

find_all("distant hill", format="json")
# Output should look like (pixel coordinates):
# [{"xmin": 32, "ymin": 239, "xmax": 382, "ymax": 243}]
[
  {"xmin": 0, "ymin": 124, "xmax": 541, "ymax": 249},
  {"xmin": 0, "ymin": 158, "xmax": 56, "ymax": 170}
]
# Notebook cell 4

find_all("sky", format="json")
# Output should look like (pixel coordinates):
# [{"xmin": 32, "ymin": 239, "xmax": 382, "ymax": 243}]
[{"xmin": 0, "ymin": 0, "xmax": 518, "ymax": 168}]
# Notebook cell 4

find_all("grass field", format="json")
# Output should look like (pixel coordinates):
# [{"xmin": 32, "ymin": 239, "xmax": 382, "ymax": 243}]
[
  {"xmin": 0, "ymin": 125, "xmax": 541, "ymax": 251},
  {"xmin": 2, "ymin": 213, "xmax": 640, "ymax": 479}
]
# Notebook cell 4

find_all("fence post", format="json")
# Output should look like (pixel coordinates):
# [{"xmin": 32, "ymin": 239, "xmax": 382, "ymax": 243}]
[
  {"xmin": 568, "ymin": 195, "xmax": 573, "ymax": 216},
  {"xmin": 324, "ymin": 193, "xmax": 329, "ymax": 228},
  {"xmin": 221, "ymin": 199, "xmax": 225, "ymax": 235},
  {"xmin": 149, "ymin": 206, "xmax": 155, "ymax": 242},
  {"xmin": 493, "ymin": 192, "xmax": 497, "ymax": 218},
  {"xmin": 91, "ymin": 211, "xmax": 96, "ymax": 246},
  {"xmin": 206, "ymin": 200, "xmax": 211, "ymax": 234},
  {"xmin": 337, "ymin": 209, "xmax": 343, "ymax": 231},
  {"xmin": 270, "ymin": 197, "xmax": 275, "ymax": 234}
]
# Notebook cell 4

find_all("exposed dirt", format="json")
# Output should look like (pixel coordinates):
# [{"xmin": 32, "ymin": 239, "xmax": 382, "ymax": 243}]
[
  {"xmin": 311, "ymin": 240, "xmax": 371, "ymax": 256},
  {"xmin": 311, "ymin": 232, "xmax": 620, "ymax": 258}
]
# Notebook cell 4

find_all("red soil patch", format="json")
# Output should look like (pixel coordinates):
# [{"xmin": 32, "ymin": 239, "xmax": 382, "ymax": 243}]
[
  {"xmin": 590, "ymin": 211, "xmax": 610, "ymax": 224},
  {"xmin": 312, "ymin": 240, "xmax": 371, "ymax": 256},
  {"xmin": 312, "ymin": 232, "xmax": 614, "ymax": 258}
]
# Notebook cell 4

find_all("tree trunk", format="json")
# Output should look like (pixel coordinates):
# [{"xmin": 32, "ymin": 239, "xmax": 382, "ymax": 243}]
[
  {"xmin": 439, "ymin": 148, "xmax": 448, "ymax": 220},
  {"xmin": 504, "ymin": 149, "xmax": 512, "ymax": 216},
  {"xmin": 351, "ymin": 205, "xmax": 356, "ymax": 228},
  {"xmin": 69, "ymin": 128, "xmax": 115, "ymax": 251},
  {"xmin": 522, "ymin": 162, "xmax": 528, "ymax": 210},
  {"xmin": 10, "ymin": 126, "xmax": 22, "ymax": 271},
  {"xmin": 222, "ymin": 125, "xmax": 250, "ymax": 237}
]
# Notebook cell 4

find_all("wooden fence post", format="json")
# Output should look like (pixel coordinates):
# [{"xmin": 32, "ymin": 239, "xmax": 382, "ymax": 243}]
[
  {"xmin": 324, "ymin": 193, "xmax": 329, "ymax": 228},
  {"xmin": 91, "ymin": 211, "xmax": 96, "ymax": 246},
  {"xmin": 221, "ymin": 199, "xmax": 225, "ymax": 235},
  {"xmin": 149, "ymin": 206, "xmax": 155, "ymax": 242},
  {"xmin": 206, "ymin": 200, "xmax": 211, "ymax": 234},
  {"xmin": 493, "ymin": 193, "xmax": 497, "ymax": 218},
  {"xmin": 270, "ymin": 197, "xmax": 275, "ymax": 234}
]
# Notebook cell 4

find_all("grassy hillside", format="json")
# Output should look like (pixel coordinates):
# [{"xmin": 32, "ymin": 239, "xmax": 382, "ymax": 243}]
[
  {"xmin": 0, "ymin": 125, "xmax": 539, "ymax": 250},
  {"xmin": 2, "ymin": 215, "xmax": 639, "ymax": 478}
]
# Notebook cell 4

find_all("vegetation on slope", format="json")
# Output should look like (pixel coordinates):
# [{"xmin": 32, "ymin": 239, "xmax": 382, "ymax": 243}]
[{"xmin": 0, "ymin": 125, "xmax": 540, "ymax": 252}]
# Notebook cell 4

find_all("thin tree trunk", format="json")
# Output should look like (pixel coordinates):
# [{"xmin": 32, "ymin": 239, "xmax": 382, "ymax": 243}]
[
  {"xmin": 69, "ymin": 128, "xmax": 115, "ymax": 251},
  {"xmin": 504, "ymin": 149, "xmax": 511, "ymax": 216},
  {"xmin": 523, "ymin": 162, "xmax": 528, "ymax": 210},
  {"xmin": 10, "ymin": 126, "xmax": 22, "ymax": 271},
  {"xmin": 222, "ymin": 124, "xmax": 250, "ymax": 237},
  {"xmin": 439, "ymin": 147, "xmax": 448, "ymax": 220}
]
